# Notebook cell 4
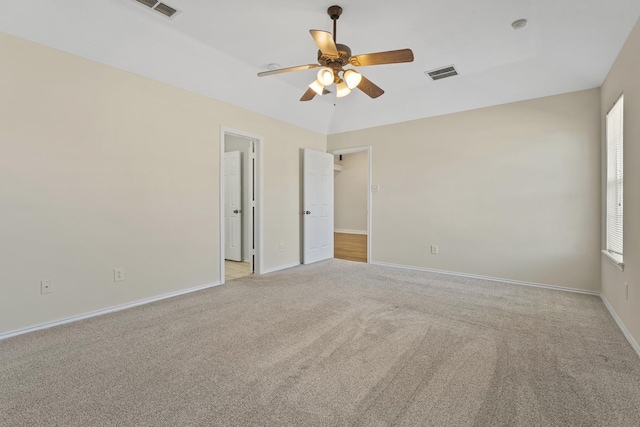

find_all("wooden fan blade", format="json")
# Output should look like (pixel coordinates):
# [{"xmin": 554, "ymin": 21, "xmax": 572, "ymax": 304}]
[
  {"xmin": 300, "ymin": 87, "xmax": 331, "ymax": 101},
  {"xmin": 300, "ymin": 87, "xmax": 317, "ymax": 102},
  {"xmin": 258, "ymin": 64, "xmax": 320, "ymax": 77},
  {"xmin": 309, "ymin": 30, "xmax": 339, "ymax": 58},
  {"xmin": 349, "ymin": 48, "xmax": 414, "ymax": 67},
  {"xmin": 357, "ymin": 74, "xmax": 384, "ymax": 99}
]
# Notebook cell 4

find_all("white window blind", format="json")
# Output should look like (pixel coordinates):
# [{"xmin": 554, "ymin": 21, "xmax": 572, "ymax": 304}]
[{"xmin": 606, "ymin": 95, "xmax": 624, "ymax": 257}]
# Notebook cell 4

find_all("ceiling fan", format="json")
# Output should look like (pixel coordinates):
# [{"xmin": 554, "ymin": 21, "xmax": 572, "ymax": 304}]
[{"xmin": 257, "ymin": 5, "xmax": 414, "ymax": 101}]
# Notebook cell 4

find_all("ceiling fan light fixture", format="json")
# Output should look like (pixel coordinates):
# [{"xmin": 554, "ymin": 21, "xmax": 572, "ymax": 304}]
[
  {"xmin": 343, "ymin": 69, "xmax": 362, "ymax": 89},
  {"xmin": 317, "ymin": 68, "xmax": 334, "ymax": 86},
  {"xmin": 257, "ymin": 5, "xmax": 412, "ymax": 101},
  {"xmin": 336, "ymin": 81, "xmax": 351, "ymax": 98},
  {"xmin": 309, "ymin": 79, "xmax": 325, "ymax": 95}
]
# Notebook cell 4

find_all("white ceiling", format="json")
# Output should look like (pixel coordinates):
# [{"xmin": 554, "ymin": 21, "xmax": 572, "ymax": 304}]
[{"xmin": 1, "ymin": 0, "xmax": 639, "ymax": 134}]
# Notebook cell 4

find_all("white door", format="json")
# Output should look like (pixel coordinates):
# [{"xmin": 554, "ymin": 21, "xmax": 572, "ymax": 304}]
[
  {"xmin": 303, "ymin": 149, "xmax": 334, "ymax": 264},
  {"xmin": 225, "ymin": 151, "xmax": 242, "ymax": 261}
]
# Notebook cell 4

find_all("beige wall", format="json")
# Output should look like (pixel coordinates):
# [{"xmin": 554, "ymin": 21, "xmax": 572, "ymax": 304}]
[
  {"xmin": 328, "ymin": 89, "xmax": 601, "ymax": 292},
  {"xmin": 334, "ymin": 151, "xmax": 368, "ymax": 233},
  {"xmin": 601, "ymin": 18, "xmax": 640, "ymax": 347},
  {"xmin": 0, "ymin": 32, "xmax": 325, "ymax": 334}
]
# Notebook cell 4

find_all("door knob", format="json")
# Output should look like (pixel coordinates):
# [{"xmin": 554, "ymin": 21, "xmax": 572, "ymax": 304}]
[
  {"xmin": 303, "ymin": 211, "xmax": 311, "ymax": 215},
  {"xmin": 234, "ymin": 209, "xmax": 242, "ymax": 214}
]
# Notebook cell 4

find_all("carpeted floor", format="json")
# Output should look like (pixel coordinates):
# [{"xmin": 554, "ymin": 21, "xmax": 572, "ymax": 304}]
[{"xmin": 1, "ymin": 259, "xmax": 639, "ymax": 426}]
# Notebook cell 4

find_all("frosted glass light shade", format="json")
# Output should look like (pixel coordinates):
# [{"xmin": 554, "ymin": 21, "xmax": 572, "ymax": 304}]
[
  {"xmin": 344, "ymin": 69, "xmax": 362, "ymax": 89},
  {"xmin": 317, "ymin": 68, "xmax": 334, "ymax": 86},
  {"xmin": 336, "ymin": 81, "xmax": 351, "ymax": 98},
  {"xmin": 309, "ymin": 79, "xmax": 324, "ymax": 95}
]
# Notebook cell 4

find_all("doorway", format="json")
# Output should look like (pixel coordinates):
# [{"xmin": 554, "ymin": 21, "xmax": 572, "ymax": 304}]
[
  {"xmin": 330, "ymin": 147, "xmax": 372, "ymax": 263},
  {"xmin": 220, "ymin": 127, "xmax": 264, "ymax": 283}
]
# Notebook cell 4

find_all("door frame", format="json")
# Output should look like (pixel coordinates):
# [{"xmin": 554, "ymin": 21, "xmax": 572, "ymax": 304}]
[
  {"xmin": 328, "ymin": 146, "xmax": 372, "ymax": 264},
  {"xmin": 220, "ymin": 126, "xmax": 264, "ymax": 283}
]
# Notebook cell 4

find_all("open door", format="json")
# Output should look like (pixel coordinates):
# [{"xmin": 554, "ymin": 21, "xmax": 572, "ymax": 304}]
[
  {"xmin": 224, "ymin": 151, "xmax": 242, "ymax": 261},
  {"xmin": 303, "ymin": 149, "xmax": 334, "ymax": 264}
]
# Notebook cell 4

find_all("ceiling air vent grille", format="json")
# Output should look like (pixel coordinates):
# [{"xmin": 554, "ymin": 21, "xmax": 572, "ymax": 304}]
[
  {"xmin": 426, "ymin": 65, "xmax": 458, "ymax": 81},
  {"xmin": 130, "ymin": 0, "xmax": 179, "ymax": 19},
  {"xmin": 134, "ymin": 0, "xmax": 158, "ymax": 8},
  {"xmin": 154, "ymin": 3, "xmax": 178, "ymax": 17}
]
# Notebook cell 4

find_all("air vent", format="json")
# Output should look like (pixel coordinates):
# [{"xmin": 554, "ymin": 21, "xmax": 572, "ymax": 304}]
[
  {"xmin": 426, "ymin": 65, "xmax": 458, "ymax": 81},
  {"xmin": 154, "ymin": 3, "xmax": 178, "ymax": 17},
  {"xmin": 130, "ymin": 0, "xmax": 179, "ymax": 19},
  {"xmin": 134, "ymin": 0, "xmax": 158, "ymax": 8}
]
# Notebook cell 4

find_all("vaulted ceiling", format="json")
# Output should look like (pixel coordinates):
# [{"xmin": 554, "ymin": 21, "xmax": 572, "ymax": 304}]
[{"xmin": 2, "ymin": 0, "xmax": 639, "ymax": 134}]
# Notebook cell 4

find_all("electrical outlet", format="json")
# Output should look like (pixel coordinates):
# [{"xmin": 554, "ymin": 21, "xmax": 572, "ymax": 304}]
[
  {"xmin": 430, "ymin": 245, "xmax": 439, "ymax": 255},
  {"xmin": 279, "ymin": 243, "xmax": 285, "ymax": 252},
  {"xmin": 41, "ymin": 280, "xmax": 53, "ymax": 294},
  {"xmin": 625, "ymin": 282, "xmax": 629, "ymax": 300},
  {"xmin": 114, "ymin": 267, "xmax": 125, "ymax": 282}
]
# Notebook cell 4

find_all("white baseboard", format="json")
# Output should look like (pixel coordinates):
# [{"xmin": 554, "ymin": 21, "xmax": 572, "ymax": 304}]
[
  {"xmin": 334, "ymin": 229, "xmax": 367, "ymax": 235},
  {"xmin": 5, "ymin": 262, "xmax": 638, "ymax": 362},
  {"xmin": 601, "ymin": 295, "xmax": 640, "ymax": 358},
  {"xmin": 262, "ymin": 262, "xmax": 300, "ymax": 274},
  {"xmin": 0, "ymin": 281, "xmax": 222, "ymax": 341},
  {"xmin": 370, "ymin": 261, "xmax": 600, "ymax": 296}
]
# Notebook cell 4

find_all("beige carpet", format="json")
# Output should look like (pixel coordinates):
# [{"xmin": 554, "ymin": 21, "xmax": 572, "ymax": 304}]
[{"xmin": 1, "ymin": 259, "xmax": 639, "ymax": 426}]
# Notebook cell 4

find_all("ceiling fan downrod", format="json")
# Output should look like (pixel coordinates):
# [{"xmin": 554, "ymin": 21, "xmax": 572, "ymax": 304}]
[{"xmin": 328, "ymin": 5, "xmax": 342, "ymax": 42}]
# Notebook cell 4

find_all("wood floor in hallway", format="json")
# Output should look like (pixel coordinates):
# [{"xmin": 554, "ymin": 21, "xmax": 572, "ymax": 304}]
[{"xmin": 334, "ymin": 232, "xmax": 367, "ymax": 263}]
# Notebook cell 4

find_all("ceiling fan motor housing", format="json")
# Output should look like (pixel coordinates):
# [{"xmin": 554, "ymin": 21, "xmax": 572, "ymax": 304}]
[{"xmin": 317, "ymin": 43, "xmax": 352, "ymax": 74}]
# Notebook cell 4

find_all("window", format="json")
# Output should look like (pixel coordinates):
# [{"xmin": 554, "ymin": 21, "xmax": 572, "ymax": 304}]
[{"xmin": 604, "ymin": 95, "xmax": 624, "ymax": 267}]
